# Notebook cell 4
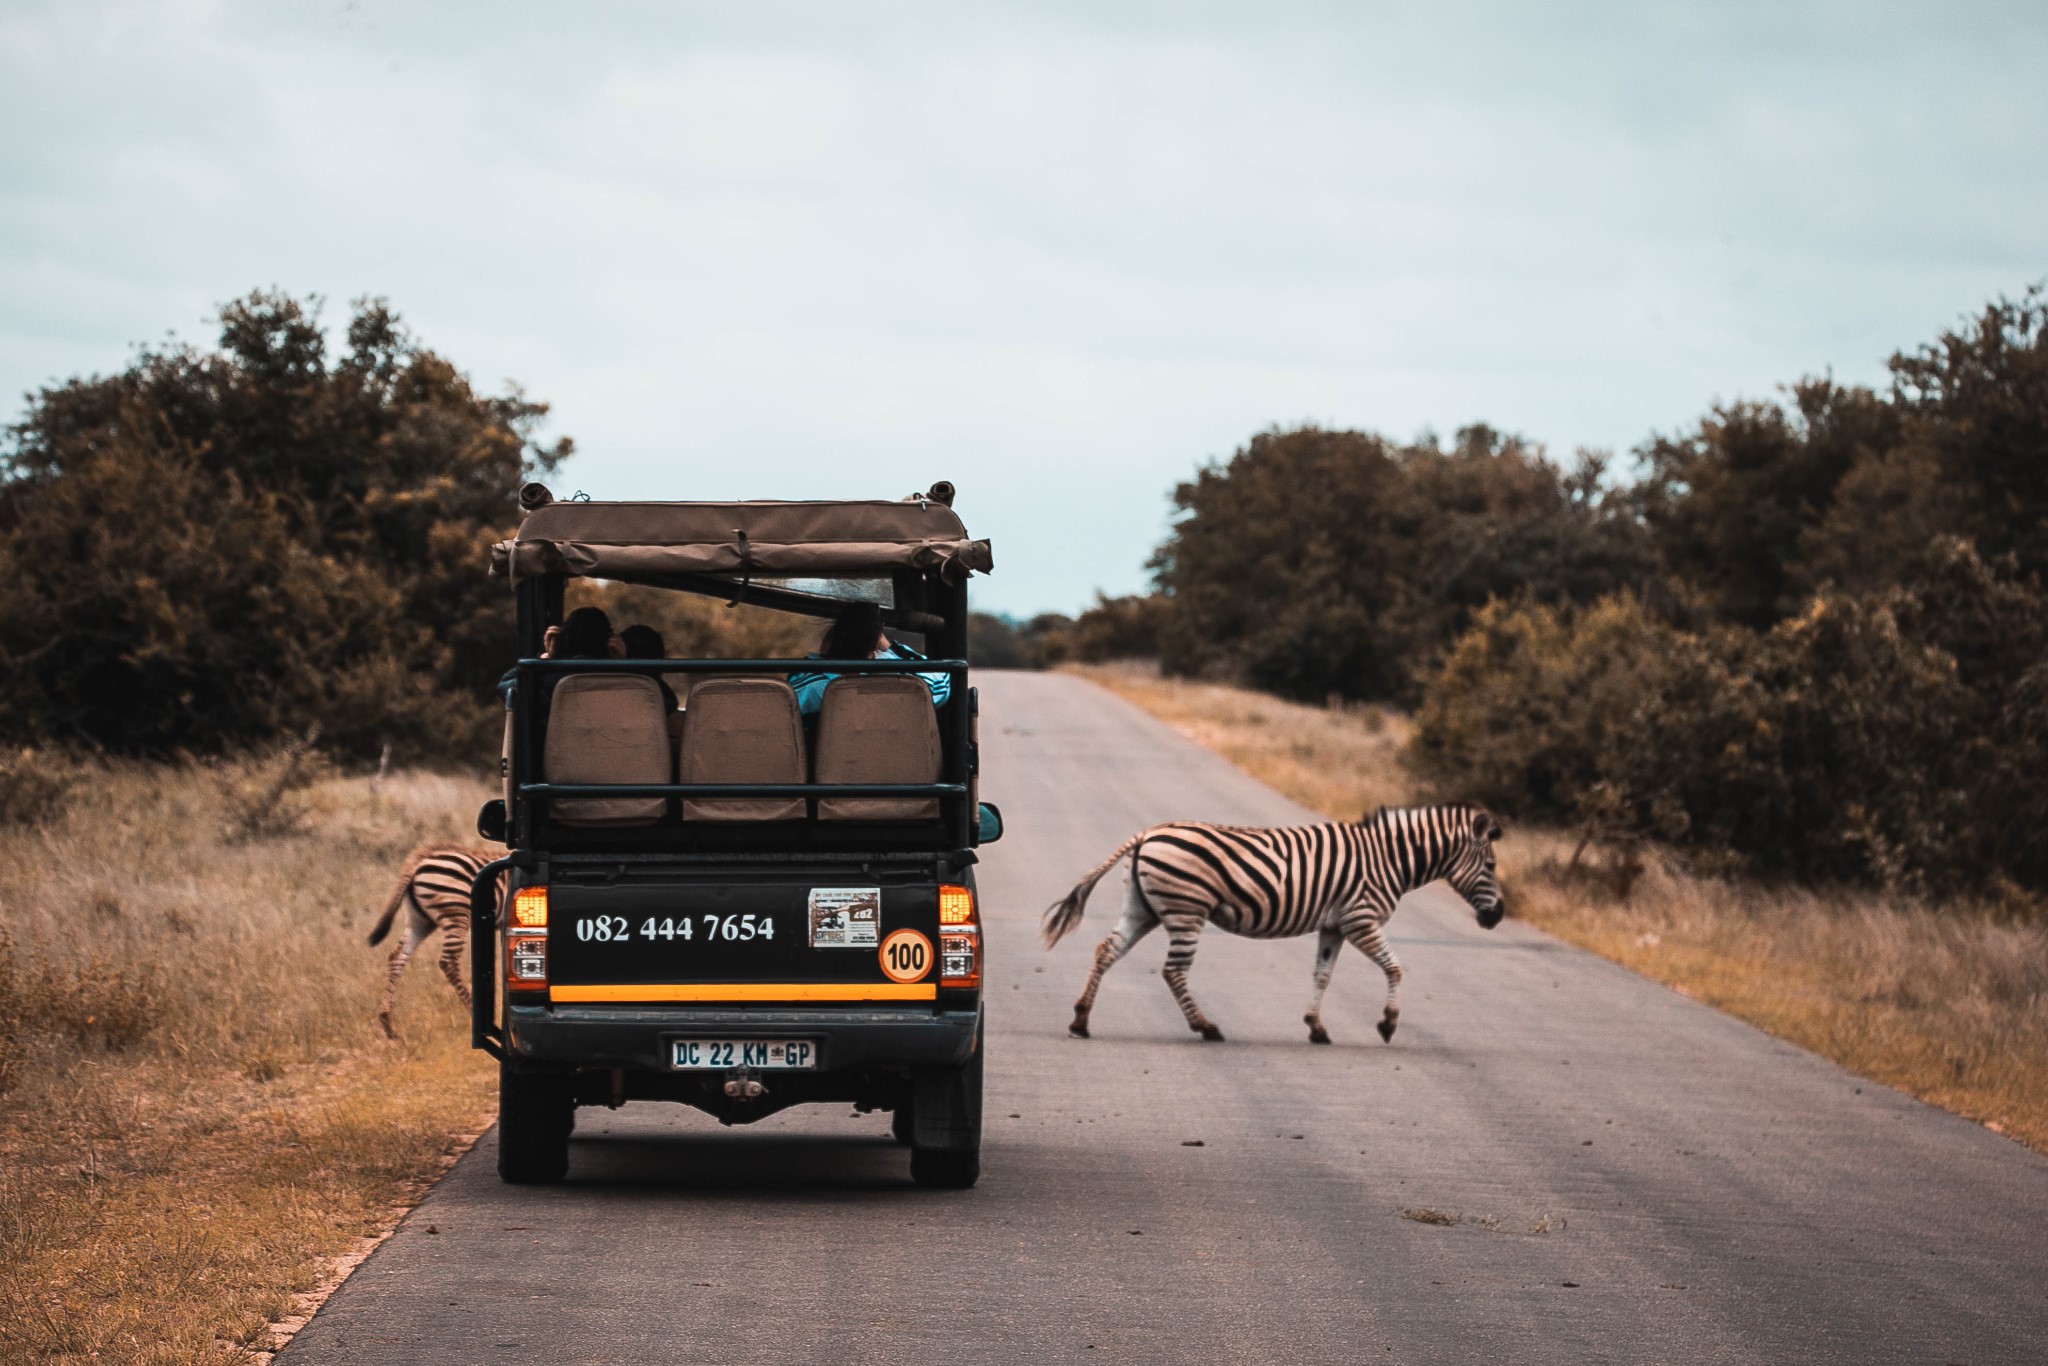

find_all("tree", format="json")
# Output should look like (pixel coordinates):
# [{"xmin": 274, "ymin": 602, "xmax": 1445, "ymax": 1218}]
[
  {"xmin": 0, "ymin": 291, "xmax": 568, "ymax": 760},
  {"xmin": 1151, "ymin": 424, "xmax": 1654, "ymax": 702},
  {"xmin": 1635, "ymin": 380, "xmax": 1900, "ymax": 627}
]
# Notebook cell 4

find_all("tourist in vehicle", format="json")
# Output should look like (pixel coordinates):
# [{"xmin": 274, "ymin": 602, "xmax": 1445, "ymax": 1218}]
[
  {"xmin": 499, "ymin": 604, "xmax": 620, "ymax": 707},
  {"xmin": 790, "ymin": 601, "xmax": 950, "ymax": 715},
  {"xmin": 619, "ymin": 624, "xmax": 681, "ymax": 711},
  {"xmin": 532, "ymin": 605, "xmax": 622, "ymax": 712}
]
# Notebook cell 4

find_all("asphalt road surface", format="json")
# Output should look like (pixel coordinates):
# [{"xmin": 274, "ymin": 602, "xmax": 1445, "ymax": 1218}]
[{"xmin": 286, "ymin": 671, "xmax": 2048, "ymax": 1365}]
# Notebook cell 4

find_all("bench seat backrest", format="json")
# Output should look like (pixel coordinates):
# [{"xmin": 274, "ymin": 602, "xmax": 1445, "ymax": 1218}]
[
  {"xmin": 679, "ymin": 677, "xmax": 807, "ymax": 821},
  {"xmin": 813, "ymin": 674, "xmax": 940, "ymax": 821},
  {"xmin": 544, "ymin": 674, "xmax": 671, "ymax": 827}
]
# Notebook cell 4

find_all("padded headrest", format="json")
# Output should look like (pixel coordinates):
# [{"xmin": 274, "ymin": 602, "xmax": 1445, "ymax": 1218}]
[
  {"xmin": 814, "ymin": 674, "xmax": 940, "ymax": 821},
  {"xmin": 544, "ymin": 674, "xmax": 671, "ymax": 827},
  {"xmin": 679, "ymin": 677, "xmax": 807, "ymax": 822}
]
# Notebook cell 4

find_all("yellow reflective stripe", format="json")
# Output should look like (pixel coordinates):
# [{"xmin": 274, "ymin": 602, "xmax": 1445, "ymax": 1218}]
[{"xmin": 549, "ymin": 982, "xmax": 937, "ymax": 1003}]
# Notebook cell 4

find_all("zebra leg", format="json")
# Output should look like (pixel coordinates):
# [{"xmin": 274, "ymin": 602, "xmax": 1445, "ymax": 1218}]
[
  {"xmin": 1303, "ymin": 926, "xmax": 1344, "ymax": 1044},
  {"xmin": 1348, "ymin": 921, "xmax": 1405, "ymax": 1043},
  {"xmin": 436, "ymin": 917, "xmax": 473, "ymax": 1011},
  {"xmin": 1161, "ymin": 916, "xmax": 1225, "ymax": 1042},
  {"xmin": 1070, "ymin": 880, "xmax": 1158, "ymax": 1038},
  {"xmin": 377, "ymin": 897, "xmax": 434, "ymax": 1038}
]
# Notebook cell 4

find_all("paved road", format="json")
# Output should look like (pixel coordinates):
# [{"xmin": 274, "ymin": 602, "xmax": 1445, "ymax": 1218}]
[{"xmin": 287, "ymin": 671, "xmax": 2048, "ymax": 1365}]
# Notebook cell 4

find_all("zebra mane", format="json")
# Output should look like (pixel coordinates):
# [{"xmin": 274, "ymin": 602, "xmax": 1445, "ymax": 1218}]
[{"xmin": 1356, "ymin": 802, "xmax": 1502, "ymax": 840}]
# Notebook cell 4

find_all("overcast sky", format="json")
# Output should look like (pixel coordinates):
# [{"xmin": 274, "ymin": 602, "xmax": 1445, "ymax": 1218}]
[{"xmin": 4, "ymin": 1, "xmax": 2045, "ymax": 614}]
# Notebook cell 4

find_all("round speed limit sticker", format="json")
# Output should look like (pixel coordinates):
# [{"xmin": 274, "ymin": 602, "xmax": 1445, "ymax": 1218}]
[{"xmin": 878, "ymin": 929, "xmax": 933, "ymax": 983}]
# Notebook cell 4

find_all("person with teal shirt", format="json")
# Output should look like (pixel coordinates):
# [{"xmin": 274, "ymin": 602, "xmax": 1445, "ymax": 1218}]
[{"xmin": 789, "ymin": 601, "xmax": 951, "ymax": 716}]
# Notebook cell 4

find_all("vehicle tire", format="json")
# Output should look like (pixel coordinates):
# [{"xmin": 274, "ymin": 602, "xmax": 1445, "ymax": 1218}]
[
  {"xmin": 891, "ymin": 1098, "xmax": 915, "ymax": 1146},
  {"xmin": 497, "ymin": 1063, "xmax": 572, "ymax": 1185},
  {"xmin": 909, "ymin": 1018, "xmax": 983, "ymax": 1190}
]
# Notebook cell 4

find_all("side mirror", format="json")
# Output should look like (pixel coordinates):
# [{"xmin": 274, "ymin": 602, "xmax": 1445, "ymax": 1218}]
[
  {"xmin": 976, "ymin": 802, "xmax": 1004, "ymax": 845},
  {"xmin": 477, "ymin": 799, "xmax": 508, "ymax": 844}
]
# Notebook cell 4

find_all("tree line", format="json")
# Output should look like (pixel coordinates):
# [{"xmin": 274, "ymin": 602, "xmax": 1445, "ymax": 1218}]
[
  {"xmin": 6, "ymin": 285, "xmax": 2041, "ymax": 895},
  {"xmin": 0, "ymin": 291, "xmax": 567, "ymax": 762},
  {"xmin": 1006, "ymin": 288, "xmax": 2047, "ymax": 898}
]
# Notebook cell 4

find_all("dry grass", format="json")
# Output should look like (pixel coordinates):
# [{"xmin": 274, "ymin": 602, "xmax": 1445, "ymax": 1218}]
[
  {"xmin": 1067, "ymin": 661, "xmax": 1413, "ymax": 820},
  {"xmin": 1072, "ymin": 662, "xmax": 2048, "ymax": 1154},
  {"xmin": 0, "ymin": 756, "xmax": 497, "ymax": 1362}
]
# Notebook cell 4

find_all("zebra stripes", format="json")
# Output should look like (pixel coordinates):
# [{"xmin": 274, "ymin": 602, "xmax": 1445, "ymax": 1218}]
[
  {"xmin": 1042, "ymin": 804, "xmax": 1504, "ymax": 1044},
  {"xmin": 369, "ymin": 845, "xmax": 500, "ymax": 1038}
]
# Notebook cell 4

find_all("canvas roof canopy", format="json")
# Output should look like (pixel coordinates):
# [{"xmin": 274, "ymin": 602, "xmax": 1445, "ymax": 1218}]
[{"xmin": 489, "ymin": 498, "xmax": 994, "ymax": 585}]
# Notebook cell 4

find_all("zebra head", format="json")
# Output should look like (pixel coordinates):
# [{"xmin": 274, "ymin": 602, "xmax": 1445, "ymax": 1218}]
[{"xmin": 1445, "ymin": 807, "xmax": 1506, "ymax": 929}]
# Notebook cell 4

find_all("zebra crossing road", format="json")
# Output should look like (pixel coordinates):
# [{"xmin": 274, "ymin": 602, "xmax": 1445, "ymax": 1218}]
[{"xmin": 284, "ymin": 670, "xmax": 2048, "ymax": 1365}]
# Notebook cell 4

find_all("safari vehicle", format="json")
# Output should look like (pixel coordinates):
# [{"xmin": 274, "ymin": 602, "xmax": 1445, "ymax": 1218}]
[{"xmin": 469, "ymin": 482, "xmax": 998, "ymax": 1189}]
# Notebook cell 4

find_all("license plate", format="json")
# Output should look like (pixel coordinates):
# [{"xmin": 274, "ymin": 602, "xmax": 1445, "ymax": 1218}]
[{"xmin": 670, "ymin": 1039, "xmax": 816, "ymax": 1070}]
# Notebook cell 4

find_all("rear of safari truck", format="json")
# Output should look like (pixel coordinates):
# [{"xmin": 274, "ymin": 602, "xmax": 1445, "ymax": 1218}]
[{"xmin": 470, "ymin": 485, "xmax": 995, "ymax": 1189}]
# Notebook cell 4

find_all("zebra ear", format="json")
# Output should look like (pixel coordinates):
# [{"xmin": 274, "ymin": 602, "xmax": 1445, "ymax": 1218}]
[{"xmin": 1471, "ymin": 810, "xmax": 1502, "ymax": 842}]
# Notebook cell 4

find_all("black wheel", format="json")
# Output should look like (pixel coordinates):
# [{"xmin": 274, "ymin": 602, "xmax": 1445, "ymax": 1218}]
[
  {"xmin": 891, "ymin": 1099, "xmax": 915, "ymax": 1146},
  {"xmin": 908, "ymin": 1018, "xmax": 983, "ymax": 1190},
  {"xmin": 497, "ymin": 1062, "xmax": 572, "ymax": 1184}
]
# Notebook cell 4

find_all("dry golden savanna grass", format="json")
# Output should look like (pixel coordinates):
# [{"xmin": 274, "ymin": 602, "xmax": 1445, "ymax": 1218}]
[
  {"xmin": 1070, "ymin": 661, "xmax": 2048, "ymax": 1154},
  {"xmin": 0, "ymin": 752, "xmax": 496, "ymax": 1363},
  {"xmin": 1066, "ymin": 661, "xmax": 1413, "ymax": 820}
]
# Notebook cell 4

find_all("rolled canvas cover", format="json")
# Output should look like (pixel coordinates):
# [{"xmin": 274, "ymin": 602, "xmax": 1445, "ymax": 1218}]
[
  {"xmin": 490, "ymin": 499, "xmax": 993, "ymax": 583},
  {"xmin": 543, "ymin": 675, "xmax": 670, "ymax": 827},
  {"xmin": 679, "ymin": 678, "xmax": 807, "ymax": 822},
  {"xmin": 814, "ymin": 675, "xmax": 941, "ymax": 822}
]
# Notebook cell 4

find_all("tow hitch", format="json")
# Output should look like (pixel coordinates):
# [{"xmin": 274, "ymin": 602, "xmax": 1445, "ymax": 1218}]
[{"xmin": 722, "ymin": 1068, "xmax": 768, "ymax": 1100}]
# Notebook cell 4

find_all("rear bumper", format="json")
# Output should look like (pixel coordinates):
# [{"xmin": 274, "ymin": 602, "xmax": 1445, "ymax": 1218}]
[{"xmin": 505, "ymin": 1002, "xmax": 980, "ymax": 1074}]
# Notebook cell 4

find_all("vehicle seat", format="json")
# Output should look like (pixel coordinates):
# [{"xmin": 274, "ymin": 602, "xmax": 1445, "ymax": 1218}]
[
  {"xmin": 543, "ymin": 674, "xmax": 671, "ymax": 827},
  {"xmin": 813, "ymin": 675, "xmax": 941, "ymax": 821},
  {"xmin": 679, "ymin": 678, "xmax": 807, "ymax": 821}
]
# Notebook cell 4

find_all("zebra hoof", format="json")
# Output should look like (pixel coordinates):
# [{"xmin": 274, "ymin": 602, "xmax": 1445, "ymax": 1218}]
[
  {"xmin": 1068, "ymin": 1020, "xmax": 1091, "ymax": 1039},
  {"xmin": 1199, "ymin": 1025, "xmax": 1226, "ymax": 1042},
  {"xmin": 1376, "ymin": 1018, "xmax": 1397, "ymax": 1043},
  {"xmin": 1308, "ymin": 1027, "xmax": 1332, "ymax": 1045}
]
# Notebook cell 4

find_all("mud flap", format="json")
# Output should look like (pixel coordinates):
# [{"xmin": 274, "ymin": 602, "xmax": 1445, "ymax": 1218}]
[{"xmin": 910, "ymin": 1017, "xmax": 983, "ymax": 1151}]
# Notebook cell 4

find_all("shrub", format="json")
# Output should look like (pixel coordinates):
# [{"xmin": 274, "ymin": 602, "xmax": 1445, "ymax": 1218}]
[
  {"xmin": 1408, "ymin": 541, "xmax": 2048, "ymax": 894},
  {"xmin": 0, "ymin": 291, "xmax": 567, "ymax": 765},
  {"xmin": 1152, "ymin": 426, "xmax": 1654, "ymax": 702}
]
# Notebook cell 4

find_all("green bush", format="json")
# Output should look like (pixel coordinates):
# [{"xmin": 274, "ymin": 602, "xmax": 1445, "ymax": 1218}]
[
  {"xmin": 1151, "ymin": 425, "xmax": 1654, "ymax": 702},
  {"xmin": 0, "ymin": 291, "xmax": 567, "ymax": 764},
  {"xmin": 1408, "ymin": 540, "xmax": 2047, "ymax": 894}
]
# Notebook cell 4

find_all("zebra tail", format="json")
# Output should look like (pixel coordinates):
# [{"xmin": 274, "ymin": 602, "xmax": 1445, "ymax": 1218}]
[
  {"xmin": 367, "ymin": 850, "xmax": 427, "ymax": 946},
  {"xmin": 1041, "ymin": 830, "xmax": 1148, "ymax": 949}
]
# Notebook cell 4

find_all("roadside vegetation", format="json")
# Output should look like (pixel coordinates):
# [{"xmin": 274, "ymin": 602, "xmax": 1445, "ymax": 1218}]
[
  {"xmin": 1027, "ymin": 288, "xmax": 2048, "ymax": 901},
  {"xmin": 0, "ymin": 752, "xmax": 496, "ymax": 1362},
  {"xmin": 0, "ymin": 289, "xmax": 843, "ymax": 1359},
  {"xmin": 1072, "ymin": 662, "xmax": 2048, "ymax": 1154}
]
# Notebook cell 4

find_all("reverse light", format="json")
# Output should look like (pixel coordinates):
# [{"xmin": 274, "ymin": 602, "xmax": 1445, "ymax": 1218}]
[
  {"xmin": 512, "ymin": 886, "xmax": 548, "ymax": 928},
  {"xmin": 507, "ymin": 932, "xmax": 548, "ymax": 989},
  {"xmin": 938, "ymin": 884, "xmax": 980, "ymax": 988}
]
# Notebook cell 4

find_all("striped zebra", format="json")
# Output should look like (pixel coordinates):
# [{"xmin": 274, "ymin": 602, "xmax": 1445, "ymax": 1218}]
[
  {"xmin": 1042, "ymin": 804, "xmax": 1504, "ymax": 1045},
  {"xmin": 369, "ymin": 845, "xmax": 500, "ymax": 1038}
]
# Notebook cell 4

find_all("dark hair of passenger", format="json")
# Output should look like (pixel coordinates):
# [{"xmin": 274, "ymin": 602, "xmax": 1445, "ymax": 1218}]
[
  {"xmin": 619, "ymin": 624, "xmax": 665, "ymax": 660},
  {"xmin": 556, "ymin": 606, "xmax": 615, "ymax": 659},
  {"xmin": 819, "ymin": 601, "xmax": 885, "ymax": 660}
]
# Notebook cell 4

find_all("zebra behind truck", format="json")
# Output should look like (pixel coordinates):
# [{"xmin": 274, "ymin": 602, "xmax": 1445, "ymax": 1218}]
[
  {"xmin": 1042, "ymin": 804, "xmax": 1505, "ymax": 1044},
  {"xmin": 369, "ymin": 845, "xmax": 502, "ymax": 1038}
]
